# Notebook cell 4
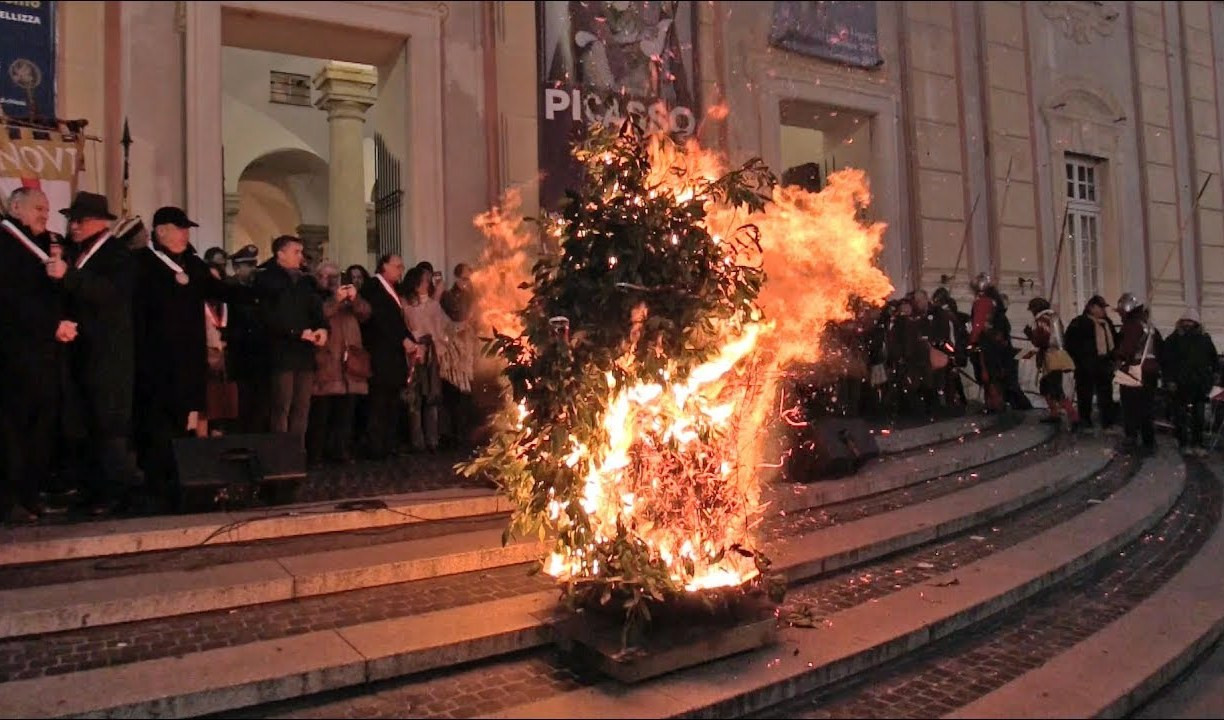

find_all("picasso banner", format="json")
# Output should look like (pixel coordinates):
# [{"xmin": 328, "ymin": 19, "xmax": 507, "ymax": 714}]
[
  {"xmin": 537, "ymin": 0, "xmax": 700, "ymax": 210},
  {"xmin": 0, "ymin": 121, "xmax": 83, "ymax": 234},
  {"xmin": 0, "ymin": 1, "xmax": 57, "ymax": 119}
]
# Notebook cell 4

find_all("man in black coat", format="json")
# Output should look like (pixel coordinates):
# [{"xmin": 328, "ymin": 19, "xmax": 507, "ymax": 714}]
[
  {"xmin": 132, "ymin": 207, "xmax": 251, "ymax": 508},
  {"xmin": 225, "ymin": 245, "xmax": 271, "ymax": 433},
  {"xmin": 361, "ymin": 254, "xmax": 417, "ymax": 460},
  {"xmin": 1063, "ymin": 295, "xmax": 1118, "ymax": 431},
  {"xmin": 0, "ymin": 188, "xmax": 76, "ymax": 523},
  {"xmin": 59, "ymin": 192, "xmax": 143, "ymax": 514},
  {"xmin": 255, "ymin": 235, "xmax": 328, "ymax": 443}
]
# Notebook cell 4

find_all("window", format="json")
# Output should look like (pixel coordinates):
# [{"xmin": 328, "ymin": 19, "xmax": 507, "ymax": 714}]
[
  {"xmin": 269, "ymin": 71, "xmax": 312, "ymax": 107},
  {"xmin": 1064, "ymin": 155, "xmax": 1103, "ymax": 312}
]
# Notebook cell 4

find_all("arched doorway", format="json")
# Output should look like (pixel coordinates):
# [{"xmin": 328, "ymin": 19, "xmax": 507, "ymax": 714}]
[{"xmin": 231, "ymin": 148, "xmax": 329, "ymax": 262}]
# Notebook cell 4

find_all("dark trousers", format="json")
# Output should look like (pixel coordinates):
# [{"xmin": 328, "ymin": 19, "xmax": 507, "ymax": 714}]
[
  {"xmin": 1120, "ymin": 384, "xmax": 1156, "ymax": 448},
  {"xmin": 1074, "ymin": 358, "xmax": 1116, "ymax": 428},
  {"xmin": 441, "ymin": 381, "xmax": 478, "ymax": 449},
  {"xmin": 366, "ymin": 382, "xmax": 404, "ymax": 460},
  {"xmin": 1171, "ymin": 391, "xmax": 1207, "ymax": 449},
  {"xmin": 270, "ymin": 370, "xmax": 314, "ymax": 442},
  {"xmin": 1, "ymin": 407, "xmax": 53, "ymax": 512},
  {"xmin": 135, "ymin": 402, "xmax": 188, "ymax": 508},
  {"xmin": 307, "ymin": 394, "xmax": 358, "ymax": 463},
  {"xmin": 236, "ymin": 377, "xmax": 271, "ymax": 434}
]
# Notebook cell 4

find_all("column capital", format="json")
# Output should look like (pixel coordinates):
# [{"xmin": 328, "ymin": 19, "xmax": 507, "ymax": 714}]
[
  {"xmin": 313, "ymin": 61, "xmax": 377, "ymax": 118},
  {"xmin": 224, "ymin": 192, "xmax": 241, "ymax": 218}
]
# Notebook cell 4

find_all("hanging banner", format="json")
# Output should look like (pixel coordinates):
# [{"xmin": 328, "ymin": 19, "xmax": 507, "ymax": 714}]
[
  {"xmin": 537, "ymin": 0, "xmax": 700, "ymax": 210},
  {"xmin": 769, "ymin": 1, "xmax": 883, "ymax": 70},
  {"xmin": 0, "ymin": 121, "xmax": 84, "ymax": 234},
  {"xmin": 0, "ymin": 1, "xmax": 57, "ymax": 119}
]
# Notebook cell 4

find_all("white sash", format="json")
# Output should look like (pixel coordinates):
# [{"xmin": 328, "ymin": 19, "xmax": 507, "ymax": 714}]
[
  {"xmin": 376, "ymin": 274, "xmax": 403, "ymax": 310},
  {"xmin": 75, "ymin": 232, "xmax": 112, "ymax": 269},
  {"xmin": 1, "ymin": 219, "xmax": 50, "ymax": 263},
  {"xmin": 150, "ymin": 246, "xmax": 187, "ymax": 277}
]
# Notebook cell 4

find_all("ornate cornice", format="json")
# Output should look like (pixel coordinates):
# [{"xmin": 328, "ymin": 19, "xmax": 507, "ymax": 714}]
[{"xmin": 1040, "ymin": 1, "xmax": 1120, "ymax": 45}]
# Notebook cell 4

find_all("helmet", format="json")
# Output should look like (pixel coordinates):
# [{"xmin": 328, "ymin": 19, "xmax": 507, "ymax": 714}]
[
  {"xmin": 1115, "ymin": 292, "xmax": 1141, "ymax": 315},
  {"xmin": 1027, "ymin": 297, "xmax": 1051, "ymax": 315},
  {"xmin": 970, "ymin": 272, "xmax": 994, "ymax": 292}
]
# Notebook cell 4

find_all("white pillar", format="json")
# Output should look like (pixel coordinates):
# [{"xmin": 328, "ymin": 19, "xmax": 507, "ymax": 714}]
[{"xmin": 313, "ymin": 61, "xmax": 377, "ymax": 270}]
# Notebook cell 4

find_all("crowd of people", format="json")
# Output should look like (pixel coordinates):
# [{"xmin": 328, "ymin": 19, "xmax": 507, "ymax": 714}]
[
  {"xmin": 810, "ymin": 273, "xmax": 1222, "ymax": 458},
  {"xmin": 0, "ymin": 189, "xmax": 480, "ymax": 523}
]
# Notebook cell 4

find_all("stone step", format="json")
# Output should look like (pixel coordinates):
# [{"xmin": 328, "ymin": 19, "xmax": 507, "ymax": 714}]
[
  {"xmin": 0, "ymin": 421, "xmax": 1050, "ymax": 640},
  {"xmin": 946, "ymin": 461, "xmax": 1224, "ymax": 720},
  {"xmin": 0, "ymin": 414, "xmax": 1005, "ymax": 569},
  {"xmin": 482, "ymin": 450, "xmax": 1184, "ymax": 719},
  {"xmin": 0, "ymin": 439, "xmax": 1110, "ymax": 718}
]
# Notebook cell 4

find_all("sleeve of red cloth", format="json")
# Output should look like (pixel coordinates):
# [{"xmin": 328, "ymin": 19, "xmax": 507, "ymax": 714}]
[{"xmin": 969, "ymin": 297, "xmax": 992, "ymax": 344}]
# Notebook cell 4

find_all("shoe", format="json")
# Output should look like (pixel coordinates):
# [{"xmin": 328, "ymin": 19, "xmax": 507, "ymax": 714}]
[
  {"xmin": 5, "ymin": 505, "xmax": 39, "ymax": 524},
  {"xmin": 1040, "ymin": 416, "xmax": 1062, "ymax": 424}
]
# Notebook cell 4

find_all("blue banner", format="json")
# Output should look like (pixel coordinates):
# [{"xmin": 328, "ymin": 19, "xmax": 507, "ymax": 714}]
[{"xmin": 0, "ymin": 1, "xmax": 56, "ymax": 119}]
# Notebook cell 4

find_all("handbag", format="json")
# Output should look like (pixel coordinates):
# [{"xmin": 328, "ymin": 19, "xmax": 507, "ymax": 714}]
[
  {"xmin": 1044, "ymin": 348, "xmax": 1075, "ymax": 373},
  {"xmin": 342, "ymin": 345, "xmax": 372, "ymax": 380}
]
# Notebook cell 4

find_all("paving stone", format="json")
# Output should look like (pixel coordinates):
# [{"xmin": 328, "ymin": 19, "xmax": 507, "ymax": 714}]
[{"xmin": 755, "ymin": 458, "xmax": 1221, "ymax": 719}]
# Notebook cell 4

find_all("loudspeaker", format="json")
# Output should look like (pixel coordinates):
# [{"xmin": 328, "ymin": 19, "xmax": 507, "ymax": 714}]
[
  {"xmin": 172, "ymin": 433, "xmax": 306, "ymax": 512},
  {"xmin": 784, "ymin": 417, "xmax": 879, "ymax": 482}
]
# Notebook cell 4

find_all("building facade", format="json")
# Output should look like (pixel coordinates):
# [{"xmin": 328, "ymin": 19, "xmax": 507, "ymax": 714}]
[{"xmin": 45, "ymin": 1, "xmax": 1224, "ymax": 335}]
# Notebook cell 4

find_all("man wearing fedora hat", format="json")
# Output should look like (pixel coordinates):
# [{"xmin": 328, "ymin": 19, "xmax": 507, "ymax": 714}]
[
  {"xmin": 58, "ymin": 191, "xmax": 143, "ymax": 514},
  {"xmin": 132, "ymin": 206, "xmax": 252, "ymax": 510}
]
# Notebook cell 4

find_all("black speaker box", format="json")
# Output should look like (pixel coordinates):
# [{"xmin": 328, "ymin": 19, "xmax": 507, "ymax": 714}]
[
  {"xmin": 784, "ymin": 417, "xmax": 880, "ymax": 482},
  {"xmin": 171, "ymin": 433, "xmax": 306, "ymax": 512}
]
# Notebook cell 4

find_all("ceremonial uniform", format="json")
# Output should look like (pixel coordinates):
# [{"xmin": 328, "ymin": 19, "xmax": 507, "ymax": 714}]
[{"xmin": 0, "ymin": 215, "xmax": 65, "ymax": 518}]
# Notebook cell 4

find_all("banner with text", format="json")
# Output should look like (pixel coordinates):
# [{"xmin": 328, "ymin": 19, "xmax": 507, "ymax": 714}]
[
  {"xmin": 768, "ymin": 1, "xmax": 882, "ymax": 70},
  {"xmin": 0, "ymin": 1, "xmax": 57, "ymax": 119},
  {"xmin": 537, "ymin": 0, "xmax": 700, "ymax": 210},
  {"xmin": 0, "ymin": 122, "xmax": 83, "ymax": 234}
]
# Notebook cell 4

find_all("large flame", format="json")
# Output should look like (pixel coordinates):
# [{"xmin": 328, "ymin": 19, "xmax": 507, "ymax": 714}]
[{"xmin": 474, "ymin": 137, "xmax": 893, "ymax": 595}]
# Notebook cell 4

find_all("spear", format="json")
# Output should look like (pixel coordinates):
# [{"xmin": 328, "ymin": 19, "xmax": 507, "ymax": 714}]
[{"xmin": 120, "ymin": 118, "xmax": 132, "ymax": 218}]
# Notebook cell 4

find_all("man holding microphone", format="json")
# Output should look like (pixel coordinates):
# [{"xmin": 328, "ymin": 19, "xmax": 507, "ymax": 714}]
[{"xmin": 0, "ymin": 188, "xmax": 76, "ymax": 523}]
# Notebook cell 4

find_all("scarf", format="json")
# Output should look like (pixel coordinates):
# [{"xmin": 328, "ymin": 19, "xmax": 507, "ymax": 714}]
[{"xmin": 1093, "ymin": 317, "xmax": 1113, "ymax": 357}]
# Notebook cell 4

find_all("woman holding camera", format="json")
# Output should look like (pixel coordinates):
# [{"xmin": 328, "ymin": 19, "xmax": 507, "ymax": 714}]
[{"xmin": 306, "ymin": 262, "xmax": 372, "ymax": 465}]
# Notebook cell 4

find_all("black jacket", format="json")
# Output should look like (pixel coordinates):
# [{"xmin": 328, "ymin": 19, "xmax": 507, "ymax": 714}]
[
  {"xmin": 254, "ymin": 263, "xmax": 327, "ymax": 373},
  {"xmin": 62, "ymin": 230, "xmax": 137, "ymax": 433},
  {"xmin": 225, "ymin": 274, "xmax": 269, "ymax": 382},
  {"xmin": 0, "ymin": 216, "xmax": 64, "ymax": 410},
  {"xmin": 133, "ymin": 243, "xmax": 249, "ymax": 423},
  {"xmin": 1064, "ymin": 312, "xmax": 1118, "ymax": 367},
  {"xmin": 360, "ymin": 276, "xmax": 414, "ymax": 388},
  {"xmin": 1161, "ymin": 328, "xmax": 1218, "ymax": 395}
]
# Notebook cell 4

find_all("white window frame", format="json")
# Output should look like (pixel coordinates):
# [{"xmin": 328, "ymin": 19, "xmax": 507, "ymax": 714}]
[{"xmin": 1064, "ymin": 155, "xmax": 1103, "ymax": 312}]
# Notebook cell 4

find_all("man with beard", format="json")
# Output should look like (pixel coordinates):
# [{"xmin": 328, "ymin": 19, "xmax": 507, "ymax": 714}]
[
  {"xmin": 0, "ymin": 188, "xmax": 76, "ymax": 523},
  {"xmin": 133, "ymin": 207, "xmax": 250, "ymax": 510},
  {"xmin": 59, "ymin": 192, "xmax": 143, "ymax": 515}
]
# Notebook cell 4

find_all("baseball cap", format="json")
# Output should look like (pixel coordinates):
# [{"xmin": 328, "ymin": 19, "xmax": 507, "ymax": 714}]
[{"xmin": 152, "ymin": 206, "xmax": 199, "ymax": 229}]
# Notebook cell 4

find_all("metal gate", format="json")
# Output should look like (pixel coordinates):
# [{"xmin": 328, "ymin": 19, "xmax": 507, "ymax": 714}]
[{"xmin": 373, "ymin": 132, "xmax": 403, "ymax": 261}]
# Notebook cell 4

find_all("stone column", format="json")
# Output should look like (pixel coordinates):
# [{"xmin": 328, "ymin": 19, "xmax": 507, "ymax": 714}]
[
  {"xmin": 313, "ymin": 61, "xmax": 377, "ymax": 270},
  {"xmin": 223, "ymin": 193, "xmax": 241, "ymax": 250}
]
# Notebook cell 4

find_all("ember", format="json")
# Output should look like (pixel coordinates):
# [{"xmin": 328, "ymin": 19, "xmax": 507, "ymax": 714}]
[{"xmin": 461, "ymin": 121, "xmax": 891, "ymax": 630}]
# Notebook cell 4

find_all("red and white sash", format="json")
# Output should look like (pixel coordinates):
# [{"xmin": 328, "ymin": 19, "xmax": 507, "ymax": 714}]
[
  {"xmin": 376, "ymin": 274, "xmax": 403, "ymax": 310},
  {"xmin": 150, "ymin": 246, "xmax": 188, "ymax": 282},
  {"xmin": 205, "ymin": 302, "xmax": 228, "ymax": 329},
  {"xmin": 1, "ymin": 218, "xmax": 50, "ymax": 263},
  {"xmin": 75, "ymin": 232, "xmax": 112, "ymax": 269}
]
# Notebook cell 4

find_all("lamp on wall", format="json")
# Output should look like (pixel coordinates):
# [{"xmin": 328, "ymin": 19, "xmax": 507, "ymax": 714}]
[{"xmin": 1016, "ymin": 277, "xmax": 1036, "ymax": 295}]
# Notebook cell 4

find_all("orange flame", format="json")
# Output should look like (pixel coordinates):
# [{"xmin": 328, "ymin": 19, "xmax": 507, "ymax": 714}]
[
  {"xmin": 470, "ymin": 188, "xmax": 537, "ymax": 338},
  {"xmin": 476, "ymin": 138, "xmax": 893, "ymax": 594}
]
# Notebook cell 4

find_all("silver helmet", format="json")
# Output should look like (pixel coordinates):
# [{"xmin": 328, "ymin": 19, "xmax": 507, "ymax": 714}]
[
  {"xmin": 1115, "ymin": 292, "xmax": 1141, "ymax": 315},
  {"xmin": 970, "ymin": 272, "xmax": 994, "ymax": 293}
]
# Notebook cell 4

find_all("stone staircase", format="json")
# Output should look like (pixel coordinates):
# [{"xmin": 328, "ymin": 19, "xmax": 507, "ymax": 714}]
[{"xmin": 0, "ymin": 412, "xmax": 1218, "ymax": 719}]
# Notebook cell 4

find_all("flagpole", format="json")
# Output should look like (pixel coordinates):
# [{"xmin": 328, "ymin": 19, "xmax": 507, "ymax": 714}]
[{"xmin": 120, "ymin": 118, "xmax": 132, "ymax": 218}]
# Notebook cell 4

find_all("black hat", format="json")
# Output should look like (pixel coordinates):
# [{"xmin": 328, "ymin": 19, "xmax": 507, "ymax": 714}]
[
  {"xmin": 59, "ymin": 192, "xmax": 117, "ymax": 221},
  {"xmin": 152, "ymin": 206, "xmax": 199, "ymax": 229},
  {"xmin": 1086, "ymin": 295, "xmax": 1109, "ymax": 309},
  {"xmin": 203, "ymin": 247, "xmax": 229, "ymax": 265},
  {"xmin": 1027, "ymin": 297, "xmax": 1051, "ymax": 315},
  {"xmin": 231, "ymin": 244, "xmax": 259, "ymax": 265}
]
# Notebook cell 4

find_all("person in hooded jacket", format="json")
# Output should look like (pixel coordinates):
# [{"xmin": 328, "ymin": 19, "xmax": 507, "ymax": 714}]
[{"xmin": 1160, "ymin": 308, "xmax": 1218, "ymax": 456}]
